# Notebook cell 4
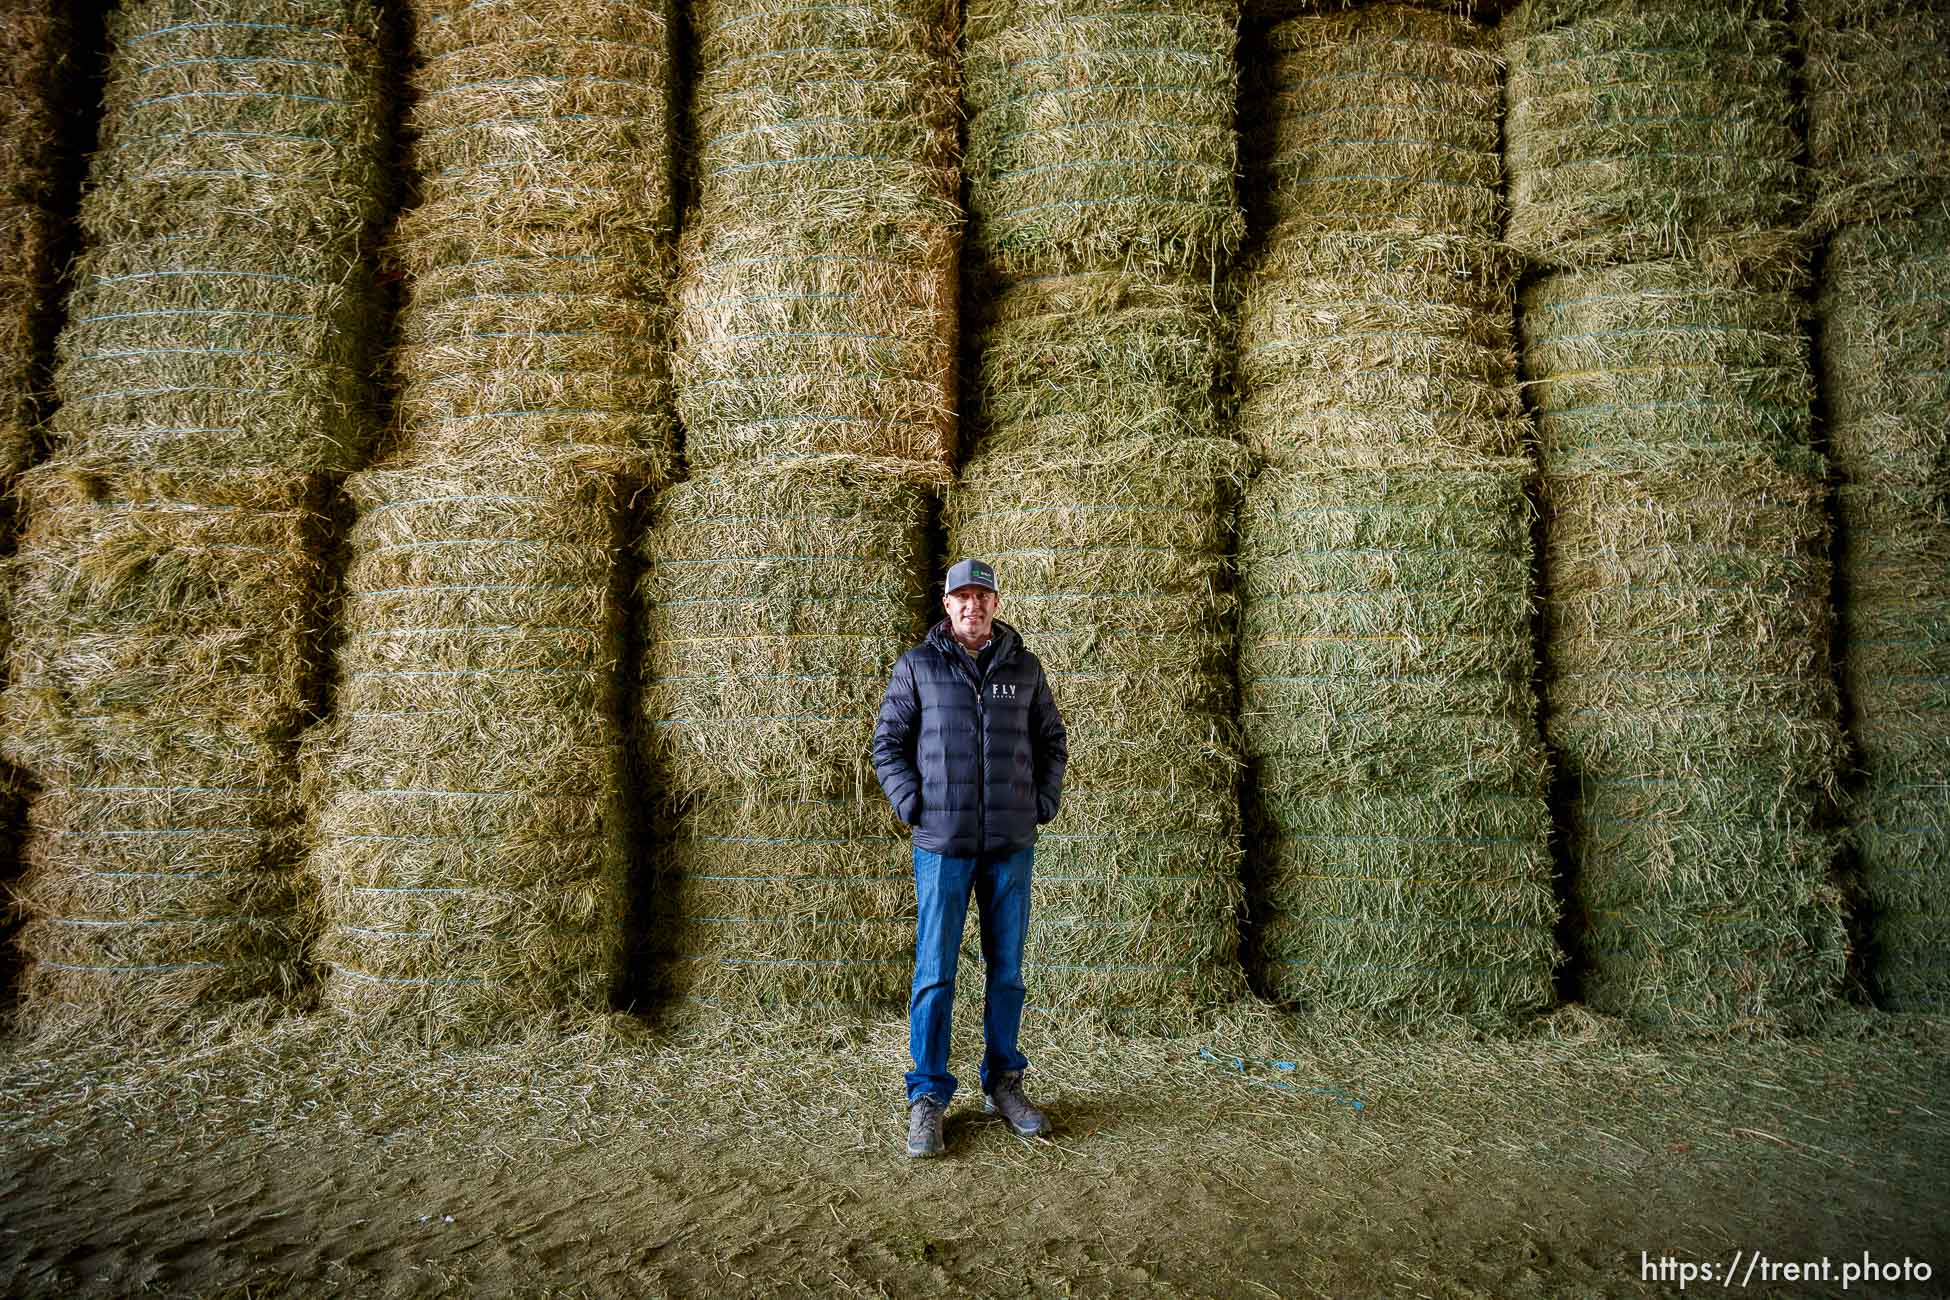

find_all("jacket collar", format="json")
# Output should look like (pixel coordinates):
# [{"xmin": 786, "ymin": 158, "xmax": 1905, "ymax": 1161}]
[{"xmin": 926, "ymin": 616, "xmax": 1021, "ymax": 663}]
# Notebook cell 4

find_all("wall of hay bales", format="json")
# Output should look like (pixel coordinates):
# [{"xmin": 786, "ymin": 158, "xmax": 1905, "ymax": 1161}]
[{"xmin": 2, "ymin": 0, "xmax": 1946, "ymax": 1041}]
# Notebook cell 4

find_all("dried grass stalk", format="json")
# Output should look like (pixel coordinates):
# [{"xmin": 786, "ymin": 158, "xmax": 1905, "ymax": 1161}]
[
  {"xmin": 390, "ymin": 0, "xmax": 678, "ymax": 478},
  {"xmin": 1243, "ymin": 6, "xmax": 1501, "ymax": 243},
  {"xmin": 1801, "ymin": 0, "xmax": 1950, "ymax": 230},
  {"xmin": 673, "ymin": 221, "xmax": 956, "ymax": 477},
  {"xmin": 689, "ymin": 0, "xmax": 958, "ymax": 230},
  {"xmin": 1520, "ymin": 262, "xmax": 1816, "ymax": 474},
  {"xmin": 964, "ymin": 0, "xmax": 1242, "ymax": 277},
  {"xmin": 946, "ymin": 438, "xmax": 1248, "ymax": 1023},
  {"xmin": 1237, "ymin": 233, "xmax": 1524, "ymax": 469},
  {"xmin": 303, "ymin": 457, "xmax": 632, "ymax": 1038},
  {"xmin": 1237, "ymin": 466, "xmax": 1557, "ymax": 1020},
  {"xmin": 1541, "ymin": 460, "xmax": 1846, "ymax": 1031},
  {"xmin": 1502, "ymin": 0, "xmax": 1805, "ymax": 278},
  {"xmin": 969, "ymin": 272, "xmax": 1225, "ymax": 455}
]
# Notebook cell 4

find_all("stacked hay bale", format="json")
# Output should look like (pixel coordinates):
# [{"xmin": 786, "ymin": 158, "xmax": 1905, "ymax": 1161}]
[
  {"xmin": 1818, "ymin": 210, "xmax": 1950, "ymax": 1011},
  {"xmin": 1508, "ymin": 0, "xmax": 1845, "ymax": 1029},
  {"xmin": 642, "ymin": 0, "xmax": 956, "ymax": 1013},
  {"xmin": 955, "ymin": 0, "xmax": 1246, "ymax": 1026},
  {"xmin": 302, "ymin": 0, "xmax": 673, "ymax": 1035},
  {"xmin": 1801, "ymin": 0, "xmax": 1950, "ymax": 233},
  {"xmin": 1233, "ymin": 7, "xmax": 1557, "ymax": 1020},
  {"xmin": 0, "ymin": 0, "xmax": 386, "ymax": 1031}
]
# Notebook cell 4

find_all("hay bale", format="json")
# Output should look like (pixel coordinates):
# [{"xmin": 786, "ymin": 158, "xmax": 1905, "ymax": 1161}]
[
  {"xmin": 389, "ymin": 0, "xmax": 677, "ymax": 478},
  {"xmin": 970, "ymin": 272, "xmax": 1225, "ymax": 455},
  {"xmin": 0, "ymin": 462, "xmax": 321, "ymax": 1030},
  {"xmin": 1242, "ymin": 7, "xmax": 1501, "ymax": 243},
  {"xmin": 1236, "ymin": 466, "xmax": 1557, "ymax": 1019},
  {"xmin": 1802, "ymin": 0, "xmax": 1950, "ymax": 230},
  {"xmin": 673, "ymin": 221, "xmax": 956, "ymax": 477},
  {"xmin": 638, "ymin": 460, "xmax": 929, "ymax": 1011},
  {"xmin": 945, "ymin": 439, "xmax": 1248, "ymax": 1024},
  {"xmin": 1502, "ymin": 0, "xmax": 1805, "ymax": 278},
  {"xmin": 1540, "ymin": 462, "xmax": 1846, "ymax": 1030},
  {"xmin": 964, "ymin": 0, "xmax": 1242, "ymax": 277},
  {"xmin": 1520, "ymin": 262, "xmax": 1815, "ymax": 474},
  {"xmin": 304, "ymin": 458, "xmax": 632, "ymax": 1035},
  {"xmin": 689, "ymin": 0, "xmax": 958, "ymax": 230},
  {"xmin": 49, "ymin": 0, "xmax": 389, "ymax": 476},
  {"xmin": 1236, "ymin": 232, "xmax": 1523, "ymax": 469}
]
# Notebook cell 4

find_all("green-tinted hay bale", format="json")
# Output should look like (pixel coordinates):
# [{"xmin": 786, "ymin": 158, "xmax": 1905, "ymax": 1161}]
[
  {"xmin": 1502, "ymin": 0, "xmax": 1805, "ymax": 278},
  {"xmin": 1236, "ymin": 466, "xmax": 1557, "ymax": 1019},
  {"xmin": 1819, "ymin": 208, "xmax": 1950, "ymax": 502},
  {"xmin": 947, "ymin": 439, "xmax": 1248, "ymax": 1023},
  {"xmin": 1236, "ymin": 233, "xmax": 1523, "ymax": 469},
  {"xmin": 49, "ymin": 0, "xmax": 388, "ymax": 476},
  {"xmin": 673, "ymin": 221, "xmax": 956, "ymax": 477},
  {"xmin": 1244, "ymin": 6, "xmax": 1501, "ymax": 243},
  {"xmin": 1801, "ymin": 0, "xmax": 1950, "ymax": 230},
  {"xmin": 964, "ymin": 0, "xmax": 1241, "ymax": 277},
  {"xmin": 639, "ymin": 460, "xmax": 930, "ymax": 799},
  {"xmin": 1856, "ymin": 764, "xmax": 1950, "ymax": 1011},
  {"xmin": 390, "ymin": 0, "xmax": 677, "ymax": 478},
  {"xmin": 0, "ymin": 463, "xmax": 320, "ymax": 1032},
  {"xmin": 305, "ymin": 457, "xmax": 632, "ymax": 1037},
  {"xmin": 690, "ymin": 0, "xmax": 957, "ymax": 230},
  {"xmin": 1520, "ymin": 262, "xmax": 1816, "ymax": 474},
  {"xmin": 970, "ymin": 272, "xmax": 1225, "ymax": 454},
  {"xmin": 1540, "ymin": 461, "xmax": 1845, "ymax": 1030}
]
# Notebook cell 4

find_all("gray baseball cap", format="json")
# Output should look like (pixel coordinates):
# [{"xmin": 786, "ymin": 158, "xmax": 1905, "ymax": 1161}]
[{"xmin": 945, "ymin": 557, "xmax": 998, "ymax": 593}]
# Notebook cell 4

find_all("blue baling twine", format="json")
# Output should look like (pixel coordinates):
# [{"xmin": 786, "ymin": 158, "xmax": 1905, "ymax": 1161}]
[{"xmin": 1196, "ymin": 1046, "xmax": 1365, "ymax": 1112}]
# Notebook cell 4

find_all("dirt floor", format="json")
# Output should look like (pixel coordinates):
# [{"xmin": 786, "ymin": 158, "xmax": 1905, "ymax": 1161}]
[{"xmin": 1, "ymin": 1003, "xmax": 1947, "ymax": 1299}]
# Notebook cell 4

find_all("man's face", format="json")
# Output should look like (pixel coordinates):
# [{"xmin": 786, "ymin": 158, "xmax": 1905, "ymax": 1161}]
[{"xmin": 943, "ymin": 585, "xmax": 999, "ymax": 644}]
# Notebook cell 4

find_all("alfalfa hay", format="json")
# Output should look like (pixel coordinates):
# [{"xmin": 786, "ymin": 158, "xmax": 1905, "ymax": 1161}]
[
  {"xmin": 391, "ymin": 0, "xmax": 677, "ymax": 478},
  {"xmin": 1801, "ymin": 0, "xmax": 1950, "ymax": 230},
  {"xmin": 49, "ymin": 0, "xmax": 388, "ymax": 476},
  {"xmin": 638, "ymin": 460, "xmax": 930, "ymax": 1012},
  {"xmin": 964, "ymin": 0, "xmax": 1242, "ymax": 277},
  {"xmin": 1237, "ymin": 465, "xmax": 1557, "ymax": 1019},
  {"xmin": 1, "ymin": 463, "xmax": 322, "ymax": 1032},
  {"xmin": 946, "ymin": 439, "xmax": 1248, "ymax": 1025},
  {"xmin": 1503, "ymin": 0, "xmax": 1805, "ymax": 279},
  {"xmin": 1243, "ymin": 6, "xmax": 1502, "ymax": 243},
  {"xmin": 1540, "ymin": 461, "xmax": 1846, "ymax": 1031},
  {"xmin": 304, "ymin": 458, "xmax": 631, "ymax": 1037},
  {"xmin": 1236, "ymin": 233, "xmax": 1524, "ymax": 470}
]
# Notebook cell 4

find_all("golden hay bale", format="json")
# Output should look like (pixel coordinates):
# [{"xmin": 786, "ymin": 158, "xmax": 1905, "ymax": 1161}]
[
  {"xmin": 1237, "ymin": 466, "xmax": 1557, "ymax": 1020},
  {"xmin": 1520, "ymin": 262, "xmax": 1815, "ymax": 474},
  {"xmin": 1502, "ymin": 0, "xmax": 1804, "ymax": 278},
  {"xmin": 1236, "ymin": 232, "xmax": 1523, "ymax": 469},
  {"xmin": 964, "ymin": 0, "xmax": 1241, "ymax": 277},
  {"xmin": 969, "ymin": 272, "xmax": 1225, "ymax": 455},
  {"xmin": 1, "ymin": 462, "xmax": 321, "ymax": 1032},
  {"xmin": 1243, "ymin": 6, "xmax": 1501, "ymax": 243},
  {"xmin": 689, "ymin": 0, "xmax": 958, "ymax": 230},
  {"xmin": 946, "ymin": 439, "xmax": 1249, "ymax": 1025},
  {"xmin": 49, "ymin": 0, "xmax": 389, "ymax": 476},
  {"xmin": 673, "ymin": 221, "xmax": 956, "ymax": 477},
  {"xmin": 304, "ymin": 456, "xmax": 632, "ymax": 1037},
  {"xmin": 1541, "ymin": 461, "xmax": 1846, "ymax": 1030},
  {"xmin": 1801, "ymin": 0, "xmax": 1950, "ymax": 230}
]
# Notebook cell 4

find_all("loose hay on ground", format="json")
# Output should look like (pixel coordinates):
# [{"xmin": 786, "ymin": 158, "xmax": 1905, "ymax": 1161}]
[
  {"xmin": 1236, "ymin": 466, "xmax": 1557, "ymax": 1020},
  {"xmin": 303, "ymin": 457, "xmax": 632, "ymax": 1038},
  {"xmin": 1800, "ymin": 0, "xmax": 1950, "ymax": 230},
  {"xmin": 1242, "ymin": 6, "xmax": 1502, "ymax": 243},
  {"xmin": 1502, "ymin": 0, "xmax": 1805, "ymax": 279},
  {"xmin": 963, "ymin": 0, "xmax": 1242, "ymax": 278}
]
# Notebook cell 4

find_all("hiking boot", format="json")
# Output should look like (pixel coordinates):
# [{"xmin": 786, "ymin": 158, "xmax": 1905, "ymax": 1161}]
[
  {"xmin": 983, "ymin": 1071, "xmax": 1050, "ymax": 1137},
  {"xmin": 905, "ymin": 1095, "xmax": 946, "ymax": 1158}
]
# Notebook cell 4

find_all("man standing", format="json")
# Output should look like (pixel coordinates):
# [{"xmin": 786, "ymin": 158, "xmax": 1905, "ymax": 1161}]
[{"xmin": 872, "ymin": 557, "xmax": 1068, "ymax": 1159}]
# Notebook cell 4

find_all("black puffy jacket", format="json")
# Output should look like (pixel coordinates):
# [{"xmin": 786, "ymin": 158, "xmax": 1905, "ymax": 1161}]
[{"xmin": 871, "ymin": 618, "xmax": 1068, "ymax": 857}]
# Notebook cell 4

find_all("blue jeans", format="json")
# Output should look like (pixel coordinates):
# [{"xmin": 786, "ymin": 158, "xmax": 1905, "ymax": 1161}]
[{"xmin": 905, "ymin": 843, "xmax": 1033, "ymax": 1106}]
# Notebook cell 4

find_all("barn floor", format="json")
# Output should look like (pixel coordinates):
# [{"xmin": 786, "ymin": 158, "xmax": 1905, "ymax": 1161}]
[{"xmin": 1, "ymin": 1005, "xmax": 1946, "ymax": 1299}]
